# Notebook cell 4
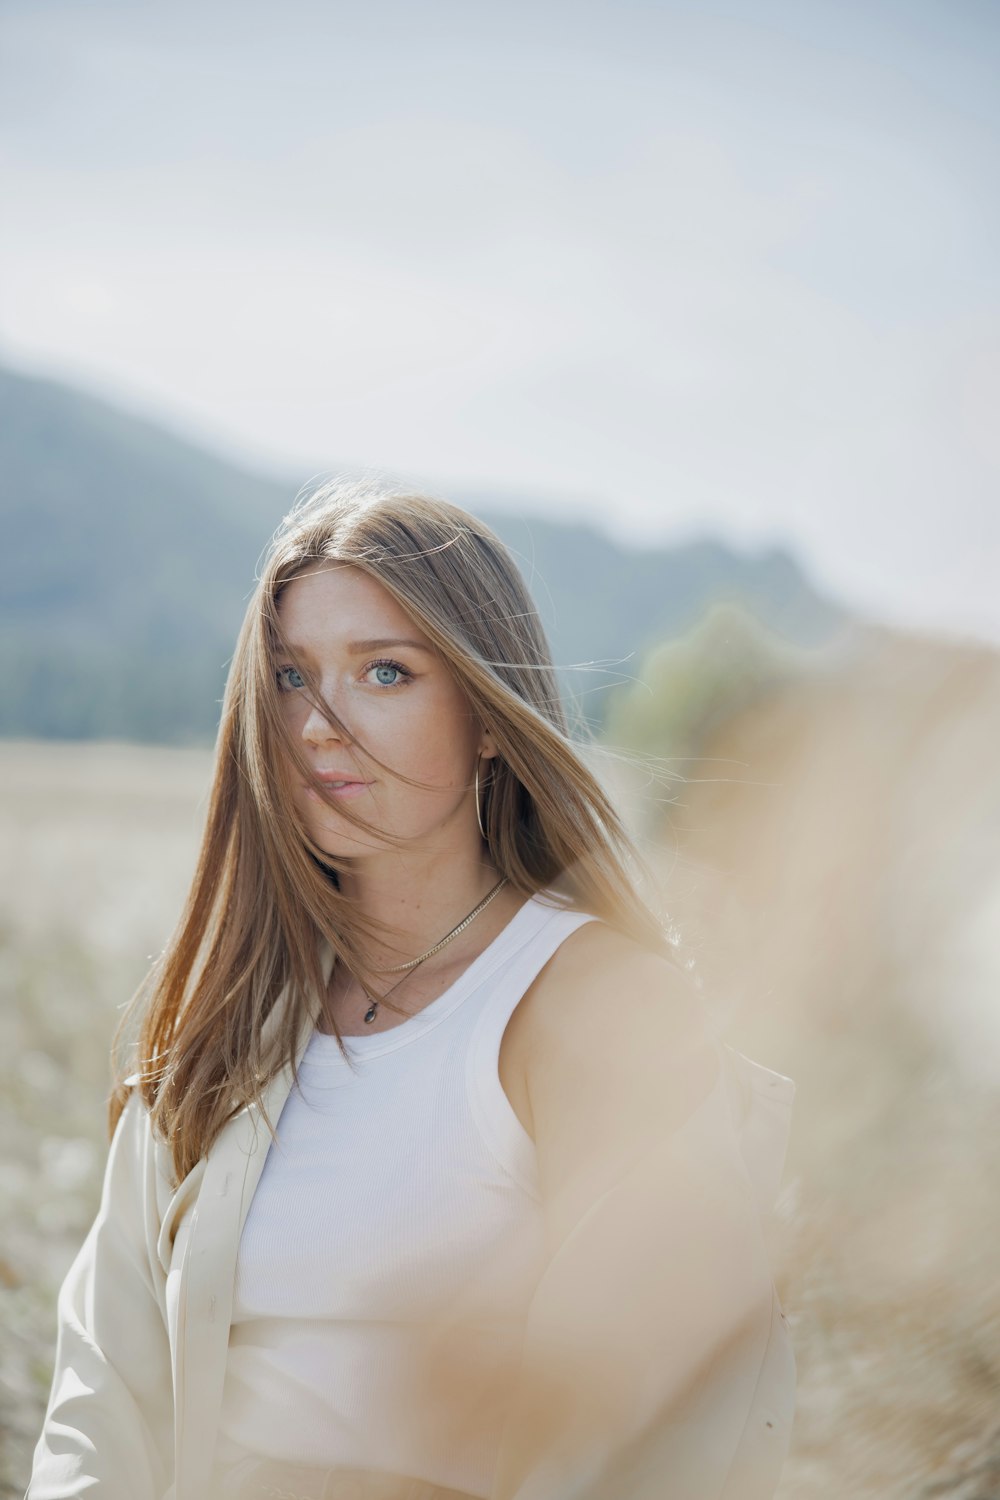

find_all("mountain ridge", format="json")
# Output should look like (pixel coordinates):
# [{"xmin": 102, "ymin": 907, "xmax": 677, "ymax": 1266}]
[{"xmin": 0, "ymin": 361, "xmax": 846, "ymax": 743}]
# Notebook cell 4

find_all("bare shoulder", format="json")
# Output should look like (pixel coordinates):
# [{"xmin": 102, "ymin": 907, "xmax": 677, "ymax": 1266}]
[
  {"xmin": 515, "ymin": 919, "xmax": 724, "ymax": 1241},
  {"xmin": 517, "ymin": 918, "xmax": 713, "ymax": 1079}
]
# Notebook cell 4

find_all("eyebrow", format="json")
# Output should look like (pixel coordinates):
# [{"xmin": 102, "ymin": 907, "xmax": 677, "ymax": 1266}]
[{"xmin": 280, "ymin": 637, "xmax": 435, "ymax": 657}]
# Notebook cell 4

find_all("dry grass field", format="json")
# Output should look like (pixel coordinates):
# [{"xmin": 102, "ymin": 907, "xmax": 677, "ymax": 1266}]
[
  {"xmin": 3, "ymin": 627, "xmax": 999, "ymax": 1498},
  {"xmin": 0, "ymin": 740, "xmax": 213, "ymax": 1493}
]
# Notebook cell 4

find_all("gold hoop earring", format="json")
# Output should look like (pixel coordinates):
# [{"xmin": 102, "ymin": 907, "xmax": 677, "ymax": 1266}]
[{"xmin": 474, "ymin": 753, "xmax": 488, "ymax": 842}]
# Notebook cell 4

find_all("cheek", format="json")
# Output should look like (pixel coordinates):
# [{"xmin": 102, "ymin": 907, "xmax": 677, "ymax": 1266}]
[
  {"xmin": 276, "ymin": 695, "xmax": 310, "ymax": 754},
  {"xmin": 390, "ymin": 700, "xmax": 475, "ymax": 792}
]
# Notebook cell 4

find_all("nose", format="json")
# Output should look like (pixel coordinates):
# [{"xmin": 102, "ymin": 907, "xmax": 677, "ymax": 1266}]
[{"xmin": 300, "ymin": 692, "xmax": 348, "ymax": 747}]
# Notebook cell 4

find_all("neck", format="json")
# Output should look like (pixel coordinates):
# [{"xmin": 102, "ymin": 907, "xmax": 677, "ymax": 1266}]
[{"xmin": 334, "ymin": 848, "xmax": 510, "ymax": 971}]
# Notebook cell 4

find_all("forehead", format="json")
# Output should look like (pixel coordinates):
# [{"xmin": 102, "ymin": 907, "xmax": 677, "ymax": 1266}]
[{"xmin": 277, "ymin": 564, "xmax": 429, "ymax": 645}]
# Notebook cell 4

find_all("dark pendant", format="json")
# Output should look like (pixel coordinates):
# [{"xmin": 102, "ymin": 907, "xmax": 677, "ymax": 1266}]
[{"xmin": 363, "ymin": 1001, "xmax": 378, "ymax": 1024}]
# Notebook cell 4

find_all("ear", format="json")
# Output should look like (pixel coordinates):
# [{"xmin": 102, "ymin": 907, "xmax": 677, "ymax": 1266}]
[{"xmin": 478, "ymin": 734, "xmax": 499, "ymax": 761}]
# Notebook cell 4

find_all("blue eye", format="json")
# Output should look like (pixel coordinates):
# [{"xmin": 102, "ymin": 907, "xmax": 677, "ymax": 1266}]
[
  {"xmin": 367, "ymin": 658, "xmax": 411, "ymax": 688},
  {"xmin": 276, "ymin": 665, "xmax": 306, "ymax": 691}
]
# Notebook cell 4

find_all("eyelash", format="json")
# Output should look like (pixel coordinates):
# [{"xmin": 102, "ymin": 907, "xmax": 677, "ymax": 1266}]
[
  {"xmin": 366, "ymin": 656, "xmax": 413, "ymax": 688},
  {"xmin": 274, "ymin": 658, "xmax": 413, "ymax": 692}
]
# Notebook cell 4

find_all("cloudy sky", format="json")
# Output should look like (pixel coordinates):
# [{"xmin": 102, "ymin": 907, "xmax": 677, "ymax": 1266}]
[{"xmin": 2, "ymin": 0, "xmax": 999, "ymax": 645}]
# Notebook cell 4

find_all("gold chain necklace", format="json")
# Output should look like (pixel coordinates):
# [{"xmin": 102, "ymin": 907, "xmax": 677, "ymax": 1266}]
[{"xmin": 357, "ymin": 876, "xmax": 509, "ymax": 1025}]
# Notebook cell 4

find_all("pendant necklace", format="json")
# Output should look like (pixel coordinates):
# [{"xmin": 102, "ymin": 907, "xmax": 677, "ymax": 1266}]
[{"xmin": 357, "ymin": 877, "xmax": 509, "ymax": 1025}]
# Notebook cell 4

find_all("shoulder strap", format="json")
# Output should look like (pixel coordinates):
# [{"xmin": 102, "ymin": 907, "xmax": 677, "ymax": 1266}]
[
  {"xmin": 465, "ymin": 905, "xmax": 601, "ymax": 1195},
  {"xmin": 472, "ymin": 904, "xmax": 602, "ymax": 1048}
]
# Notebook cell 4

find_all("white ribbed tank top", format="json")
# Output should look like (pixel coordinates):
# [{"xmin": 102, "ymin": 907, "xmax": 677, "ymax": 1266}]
[{"xmin": 213, "ymin": 890, "xmax": 600, "ymax": 1496}]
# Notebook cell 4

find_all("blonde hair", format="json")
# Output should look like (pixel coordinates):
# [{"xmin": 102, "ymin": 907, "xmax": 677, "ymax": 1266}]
[{"xmin": 111, "ymin": 477, "xmax": 673, "ymax": 1182}]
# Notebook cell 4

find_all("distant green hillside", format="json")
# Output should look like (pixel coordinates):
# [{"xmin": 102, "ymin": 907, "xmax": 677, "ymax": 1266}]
[
  {"xmin": 0, "ymin": 365, "xmax": 286, "ymax": 741},
  {"xmin": 464, "ymin": 505, "xmax": 846, "ymax": 730},
  {"xmin": 0, "ymin": 362, "xmax": 846, "ymax": 743}
]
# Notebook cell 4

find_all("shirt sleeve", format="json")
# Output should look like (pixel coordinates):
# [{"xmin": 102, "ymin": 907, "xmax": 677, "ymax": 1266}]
[{"xmin": 25, "ymin": 1090, "xmax": 175, "ymax": 1500}]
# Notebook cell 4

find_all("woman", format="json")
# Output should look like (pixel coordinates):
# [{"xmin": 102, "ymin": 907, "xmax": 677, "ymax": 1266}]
[{"xmin": 28, "ymin": 479, "xmax": 795, "ymax": 1500}]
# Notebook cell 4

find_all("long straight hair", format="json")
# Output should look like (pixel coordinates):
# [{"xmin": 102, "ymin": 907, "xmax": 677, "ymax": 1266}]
[{"xmin": 110, "ymin": 478, "xmax": 674, "ymax": 1183}]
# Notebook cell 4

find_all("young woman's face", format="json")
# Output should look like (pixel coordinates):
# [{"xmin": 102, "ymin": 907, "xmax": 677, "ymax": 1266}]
[{"xmin": 275, "ymin": 563, "xmax": 488, "ymax": 863}]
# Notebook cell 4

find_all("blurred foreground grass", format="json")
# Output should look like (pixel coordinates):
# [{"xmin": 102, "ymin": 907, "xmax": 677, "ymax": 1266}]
[{"xmin": 3, "ymin": 623, "xmax": 999, "ymax": 1496}]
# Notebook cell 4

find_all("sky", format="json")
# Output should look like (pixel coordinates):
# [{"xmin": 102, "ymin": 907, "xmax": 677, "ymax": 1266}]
[{"xmin": 2, "ymin": 0, "xmax": 999, "ymax": 646}]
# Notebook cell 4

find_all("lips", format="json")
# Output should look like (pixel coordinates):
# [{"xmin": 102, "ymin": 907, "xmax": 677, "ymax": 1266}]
[{"xmin": 305, "ymin": 773, "xmax": 372, "ymax": 802}]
